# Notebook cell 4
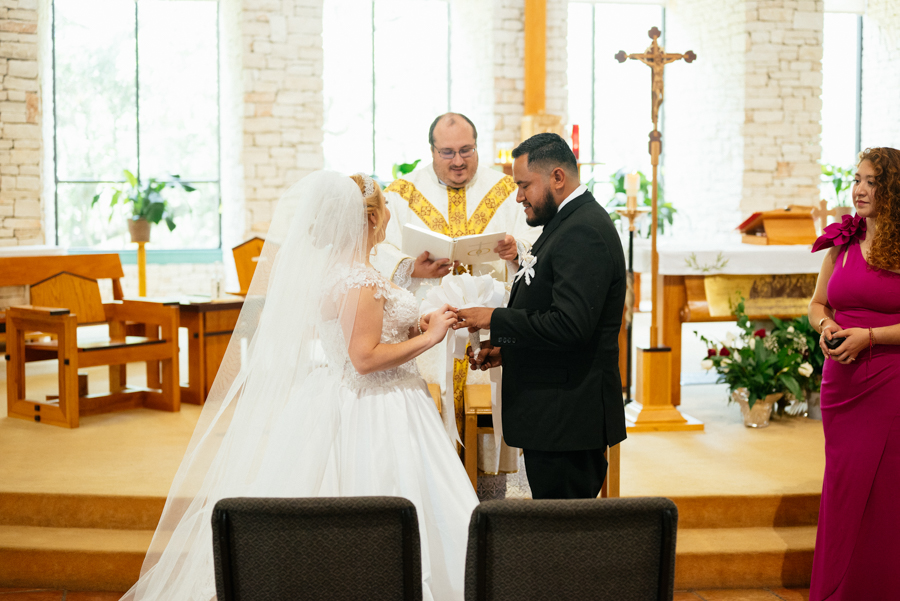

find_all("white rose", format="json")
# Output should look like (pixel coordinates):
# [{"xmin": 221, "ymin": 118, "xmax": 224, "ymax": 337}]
[
  {"xmin": 798, "ymin": 362, "xmax": 814, "ymax": 377},
  {"xmin": 787, "ymin": 326, "xmax": 795, "ymax": 333},
  {"xmin": 749, "ymin": 337, "xmax": 756, "ymax": 350},
  {"xmin": 700, "ymin": 359, "xmax": 714, "ymax": 371},
  {"xmin": 734, "ymin": 353, "xmax": 741, "ymax": 362},
  {"xmin": 721, "ymin": 358, "xmax": 732, "ymax": 366},
  {"xmin": 724, "ymin": 332, "xmax": 736, "ymax": 345}
]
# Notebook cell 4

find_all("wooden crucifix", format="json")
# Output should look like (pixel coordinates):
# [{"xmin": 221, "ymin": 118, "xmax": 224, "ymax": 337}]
[
  {"xmin": 616, "ymin": 26, "xmax": 696, "ymax": 348},
  {"xmin": 616, "ymin": 27, "xmax": 704, "ymax": 433}
]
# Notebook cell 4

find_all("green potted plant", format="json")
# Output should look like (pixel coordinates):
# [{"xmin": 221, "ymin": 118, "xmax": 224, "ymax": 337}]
[
  {"xmin": 696, "ymin": 299, "xmax": 809, "ymax": 428},
  {"xmin": 821, "ymin": 163, "xmax": 855, "ymax": 218},
  {"xmin": 606, "ymin": 169, "xmax": 676, "ymax": 237},
  {"xmin": 92, "ymin": 169, "xmax": 196, "ymax": 243},
  {"xmin": 770, "ymin": 315, "xmax": 824, "ymax": 419}
]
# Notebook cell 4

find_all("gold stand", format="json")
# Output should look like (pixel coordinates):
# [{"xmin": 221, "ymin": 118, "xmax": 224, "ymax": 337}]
[
  {"xmin": 136, "ymin": 241, "xmax": 147, "ymax": 297},
  {"xmin": 618, "ymin": 28, "xmax": 702, "ymax": 432}
]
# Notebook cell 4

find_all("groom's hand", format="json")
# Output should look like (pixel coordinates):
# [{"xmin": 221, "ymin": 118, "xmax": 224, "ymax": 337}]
[
  {"xmin": 467, "ymin": 342, "xmax": 501, "ymax": 371},
  {"xmin": 454, "ymin": 307, "xmax": 494, "ymax": 332},
  {"xmin": 412, "ymin": 251, "xmax": 458, "ymax": 279},
  {"xmin": 494, "ymin": 235, "xmax": 518, "ymax": 261}
]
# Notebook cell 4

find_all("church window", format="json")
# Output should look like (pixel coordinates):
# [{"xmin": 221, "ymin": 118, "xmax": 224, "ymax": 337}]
[
  {"xmin": 322, "ymin": 0, "xmax": 451, "ymax": 181},
  {"xmin": 51, "ymin": 0, "xmax": 221, "ymax": 252},
  {"xmin": 820, "ymin": 9, "xmax": 863, "ymax": 200},
  {"xmin": 567, "ymin": 1, "xmax": 665, "ymax": 200}
]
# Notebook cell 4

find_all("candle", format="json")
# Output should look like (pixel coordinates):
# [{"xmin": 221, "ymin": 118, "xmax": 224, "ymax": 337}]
[
  {"xmin": 625, "ymin": 172, "xmax": 639, "ymax": 211},
  {"xmin": 571, "ymin": 124, "xmax": 580, "ymax": 161}
]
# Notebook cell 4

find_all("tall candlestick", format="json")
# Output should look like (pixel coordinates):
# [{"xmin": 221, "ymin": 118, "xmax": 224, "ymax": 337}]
[{"xmin": 571, "ymin": 124, "xmax": 580, "ymax": 160}]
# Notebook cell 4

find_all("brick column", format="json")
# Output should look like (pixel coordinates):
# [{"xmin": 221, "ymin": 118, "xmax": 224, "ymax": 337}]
[
  {"xmin": 0, "ymin": 0, "xmax": 41, "ymax": 246},
  {"xmin": 242, "ymin": 0, "xmax": 324, "ymax": 237}
]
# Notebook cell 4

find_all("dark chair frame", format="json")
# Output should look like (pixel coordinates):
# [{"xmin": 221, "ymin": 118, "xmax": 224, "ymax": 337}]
[{"xmin": 212, "ymin": 496, "xmax": 423, "ymax": 601}]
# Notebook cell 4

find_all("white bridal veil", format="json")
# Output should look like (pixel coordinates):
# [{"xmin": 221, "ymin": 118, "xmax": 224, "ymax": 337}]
[{"xmin": 120, "ymin": 171, "xmax": 370, "ymax": 600}]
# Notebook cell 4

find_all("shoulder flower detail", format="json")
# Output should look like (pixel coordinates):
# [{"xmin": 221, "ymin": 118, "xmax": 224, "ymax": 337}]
[
  {"xmin": 811, "ymin": 213, "xmax": 866, "ymax": 253},
  {"xmin": 513, "ymin": 252, "xmax": 538, "ymax": 286}
]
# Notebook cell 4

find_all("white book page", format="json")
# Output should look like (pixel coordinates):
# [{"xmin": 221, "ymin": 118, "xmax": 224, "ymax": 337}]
[
  {"xmin": 402, "ymin": 223, "xmax": 454, "ymax": 260},
  {"xmin": 452, "ymin": 231, "xmax": 507, "ymax": 264}
]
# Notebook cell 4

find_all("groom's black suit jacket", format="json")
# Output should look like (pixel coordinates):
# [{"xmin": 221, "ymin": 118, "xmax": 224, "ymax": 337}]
[{"xmin": 490, "ymin": 190, "xmax": 627, "ymax": 452}]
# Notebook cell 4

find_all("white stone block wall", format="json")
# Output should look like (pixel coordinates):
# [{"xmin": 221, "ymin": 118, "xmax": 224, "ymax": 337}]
[
  {"xmin": 742, "ymin": 0, "xmax": 824, "ymax": 215},
  {"xmin": 545, "ymin": 0, "xmax": 567, "ymax": 125},
  {"xmin": 861, "ymin": 0, "xmax": 900, "ymax": 150},
  {"xmin": 242, "ymin": 0, "xmax": 324, "ymax": 237},
  {"xmin": 117, "ymin": 263, "xmax": 228, "ymax": 300},
  {"xmin": 666, "ymin": 0, "xmax": 746, "ymax": 234},
  {"xmin": 0, "ymin": 0, "xmax": 42, "ymax": 247},
  {"xmin": 493, "ymin": 0, "xmax": 524, "ymax": 151}
]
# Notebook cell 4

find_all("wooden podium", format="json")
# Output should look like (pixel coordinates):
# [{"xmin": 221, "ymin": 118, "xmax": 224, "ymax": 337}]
[{"xmin": 738, "ymin": 207, "xmax": 817, "ymax": 246}]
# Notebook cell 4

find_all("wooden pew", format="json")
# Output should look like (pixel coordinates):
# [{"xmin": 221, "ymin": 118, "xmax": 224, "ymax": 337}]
[
  {"xmin": 232, "ymin": 237, "xmax": 265, "ymax": 296},
  {"xmin": 6, "ymin": 272, "xmax": 180, "ymax": 427}
]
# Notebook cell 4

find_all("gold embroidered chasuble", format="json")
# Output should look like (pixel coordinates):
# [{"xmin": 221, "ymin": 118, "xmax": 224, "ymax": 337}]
[{"xmin": 385, "ymin": 175, "xmax": 519, "ymax": 440}]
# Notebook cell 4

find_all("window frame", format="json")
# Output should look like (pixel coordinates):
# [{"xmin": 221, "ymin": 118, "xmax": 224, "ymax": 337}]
[{"xmin": 50, "ymin": 0, "xmax": 223, "ymax": 260}]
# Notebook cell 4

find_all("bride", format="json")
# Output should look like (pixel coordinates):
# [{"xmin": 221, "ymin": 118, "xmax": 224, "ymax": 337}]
[{"xmin": 120, "ymin": 171, "xmax": 479, "ymax": 601}]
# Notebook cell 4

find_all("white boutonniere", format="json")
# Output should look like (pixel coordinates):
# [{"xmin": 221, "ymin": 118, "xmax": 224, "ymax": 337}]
[{"xmin": 513, "ymin": 252, "xmax": 537, "ymax": 285}]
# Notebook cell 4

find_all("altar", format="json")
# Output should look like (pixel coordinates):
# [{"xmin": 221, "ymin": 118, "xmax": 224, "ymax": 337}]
[{"xmin": 628, "ymin": 235, "xmax": 823, "ymax": 405}]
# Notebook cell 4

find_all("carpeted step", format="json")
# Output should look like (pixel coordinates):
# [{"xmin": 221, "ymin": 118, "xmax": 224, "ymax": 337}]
[
  {"xmin": 675, "ymin": 525, "xmax": 817, "ymax": 589},
  {"xmin": 0, "ymin": 524, "xmax": 152, "ymax": 591},
  {"xmin": 669, "ymin": 494, "xmax": 820, "ymax": 529},
  {"xmin": 0, "ymin": 492, "xmax": 165, "ymax": 530}
]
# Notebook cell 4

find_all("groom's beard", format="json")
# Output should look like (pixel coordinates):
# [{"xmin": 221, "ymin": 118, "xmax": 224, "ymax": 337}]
[{"xmin": 526, "ymin": 188, "xmax": 559, "ymax": 227}]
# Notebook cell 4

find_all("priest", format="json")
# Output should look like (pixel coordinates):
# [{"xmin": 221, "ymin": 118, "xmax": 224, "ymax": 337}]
[{"xmin": 373, "ymin": 112, "xmax": 540, "ymax": 494}]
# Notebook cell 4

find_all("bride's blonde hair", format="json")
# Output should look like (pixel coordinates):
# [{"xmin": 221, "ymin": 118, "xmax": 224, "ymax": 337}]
[{"xmin": 349, "ymin": 174, "xmax": 387, "ymax": 244}]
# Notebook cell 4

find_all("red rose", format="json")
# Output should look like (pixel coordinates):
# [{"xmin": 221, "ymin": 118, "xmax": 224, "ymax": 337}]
[
  {"xmin": 707, "ymin": 349, "xmax": 717, "ymax": 357},
  {"xmin": 719, "ymin": 347, "xmax": 731, "ymax": 356},
  {"xmin": 754, "ymin": 328, "xmax": 767, "ymax": 338}
]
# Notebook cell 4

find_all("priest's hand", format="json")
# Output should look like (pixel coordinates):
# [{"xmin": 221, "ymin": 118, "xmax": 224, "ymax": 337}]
[
  {"xmin": 467, "ymin": 341, "xmax": 502, "ymax": 371},
  {"xmin": 412, "ymin": 251, "xmax": 458, "ymax": 279},
  {"xmin": 494, "ymin": 235, "xmax": 518, "ymax": 261},
  {"xmin": 454, "ymin": 307, "xmax": 494, "ymax": 332}
]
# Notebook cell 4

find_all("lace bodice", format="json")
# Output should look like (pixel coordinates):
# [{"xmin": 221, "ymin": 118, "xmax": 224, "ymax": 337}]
[{"xmin": 319, "ymin": 265, "xmax": 422, "ymax": 390}]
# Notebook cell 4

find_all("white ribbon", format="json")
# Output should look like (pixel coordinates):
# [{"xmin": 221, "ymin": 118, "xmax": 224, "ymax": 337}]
[{"xmin": 513, "ymin": 252, "xmax": 537, "ymax": 286}]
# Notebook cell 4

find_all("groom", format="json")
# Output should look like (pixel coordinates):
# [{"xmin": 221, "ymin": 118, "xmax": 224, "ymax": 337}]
[{"xmin": 456, "ymin": 133, "xmax": 627, "ymax": 499}]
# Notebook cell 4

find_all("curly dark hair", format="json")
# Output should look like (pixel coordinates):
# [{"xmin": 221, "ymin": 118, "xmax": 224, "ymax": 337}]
[{"xmin": 858, "ymin": 147, "xmax": 900, "ymax": 272}]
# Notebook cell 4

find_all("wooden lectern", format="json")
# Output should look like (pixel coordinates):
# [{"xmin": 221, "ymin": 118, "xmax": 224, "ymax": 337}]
[{"xmin": 738, "ymin": 207, "xmax": 817, "ymax": 246}]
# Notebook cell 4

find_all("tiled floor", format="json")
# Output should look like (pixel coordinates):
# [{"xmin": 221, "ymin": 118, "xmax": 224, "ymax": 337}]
[
  {"xmin": 0, "ymin": 590, "xmax": 811, "ymax": 600},
  {"xmin": 0, "ymin": 592, "xmax": 124, "ymax": 600},
  {"xmin": 676, "ymin": 589, "xmax": 810, "ymax": 601}
]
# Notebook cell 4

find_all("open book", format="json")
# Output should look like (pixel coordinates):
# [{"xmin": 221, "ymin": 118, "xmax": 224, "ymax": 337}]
[{"xmin": 401, "ymin": 223, "xmax": 507, "ymax": 265}]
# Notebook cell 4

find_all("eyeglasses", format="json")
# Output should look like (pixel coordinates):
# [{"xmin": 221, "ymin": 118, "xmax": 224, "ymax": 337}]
[{"xmin": 433, "ymin": 146, "xmax": 477, "ymax": 160}]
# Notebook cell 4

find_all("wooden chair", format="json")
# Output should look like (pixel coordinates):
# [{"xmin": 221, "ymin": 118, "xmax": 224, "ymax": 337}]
[
  {"xmin": 232, "ymin": 237, "xmax": 265, "ymax": 296},
  {"xmin": 5, "ymin": 272, "xmax": 180, "ymax": 428},
  {"xmin": 463, "ymin": 384, "xmax": 620, "ymax": 497}
]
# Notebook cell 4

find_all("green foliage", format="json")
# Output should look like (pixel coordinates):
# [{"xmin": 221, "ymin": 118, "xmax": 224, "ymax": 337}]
[
  {"xmin": 392, "ymin": 159, "xmax": 421, "ymax": 181},
  {"xmin": 821, "ymin": 163, "xmax": 855, "ymax": 207},
  {"xmin": 695, "ymin": 298, "xmax": 812, "ymax": 409},
  {"xmin": 91, "ymin": 170, "xmax": 196, "ymax": 232},
  {"xmin": 606, "ymin": 169, "xmax": 676, "ymax": 236}
]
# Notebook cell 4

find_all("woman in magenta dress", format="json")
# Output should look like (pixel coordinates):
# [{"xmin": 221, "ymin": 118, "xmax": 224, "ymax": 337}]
[{"xmin": 808, "ymin": 147, "xmax": 900, "ymax": 600}]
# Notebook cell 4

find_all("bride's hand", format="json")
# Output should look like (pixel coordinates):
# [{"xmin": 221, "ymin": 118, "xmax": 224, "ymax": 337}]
[{"xmin": 424, "ymin": 304, "xmax": 458, "ymax": 344}]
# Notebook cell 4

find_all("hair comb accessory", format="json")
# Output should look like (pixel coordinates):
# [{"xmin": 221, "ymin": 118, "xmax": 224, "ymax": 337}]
[{"xmin": 354, "ymin": 173, "xmax": 377, "ymax": 198}]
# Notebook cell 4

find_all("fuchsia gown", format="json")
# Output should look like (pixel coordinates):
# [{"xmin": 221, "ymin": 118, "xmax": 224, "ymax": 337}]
[{"xmin": 810, "ymin": 239, "xmax": 900, "ymax": 600}]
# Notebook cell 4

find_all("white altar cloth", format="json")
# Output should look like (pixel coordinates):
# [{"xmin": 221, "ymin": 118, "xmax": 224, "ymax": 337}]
[{"xmin": 625, "ymin": 235, "xmax": 824, "ymax": 276}]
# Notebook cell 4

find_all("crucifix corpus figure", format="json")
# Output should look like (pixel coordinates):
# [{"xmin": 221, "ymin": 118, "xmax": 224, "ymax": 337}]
[
  {"xmin": 615, "ymin": 26, "xmax": 696, "ymax": 132},
  {"xmin": 615, "ymin": 26, "xmax": 696, "ymax": 348}
]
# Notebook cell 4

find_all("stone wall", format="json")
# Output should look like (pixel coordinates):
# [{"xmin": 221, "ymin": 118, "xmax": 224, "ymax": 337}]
[
  {"xmin": 118, "ymin": 263, "xmax": 227, "ymax": 300},
  {"xmin": 861, "ymin": 0, "xmax": 900, "ymax": 149},
  {"xmin": 0, "ymin": 0, "xmax": 41, "ymax": 247},
  {"xmin": 666, "ymin": 0, "xmax": 746, "ymax": 234},
  {"xmin": 241, "ymin": 0, "xmax": 324, "ymax": 237},
  {"xmin": 493, "ymin": 0, "xmax": 524, "ymax": 152},
  {"xmin": 741, "ymin": 0, "xmax": 824, "ymax": 214}
]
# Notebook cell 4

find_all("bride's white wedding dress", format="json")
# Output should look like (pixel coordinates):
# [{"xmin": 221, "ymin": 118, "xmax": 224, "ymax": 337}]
[
  {"xmin": 120, "ymin": 172, "xmax": 477, "ymax": 601},
  {"xmin": 256, "ymin": 264, "xmax": 478, "ymax": 601}
]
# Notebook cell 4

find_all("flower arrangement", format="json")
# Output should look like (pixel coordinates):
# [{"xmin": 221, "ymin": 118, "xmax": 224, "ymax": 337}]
[{"xmin": 696, "ymin": 299, "xmax": 812, "ymax": 409}]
